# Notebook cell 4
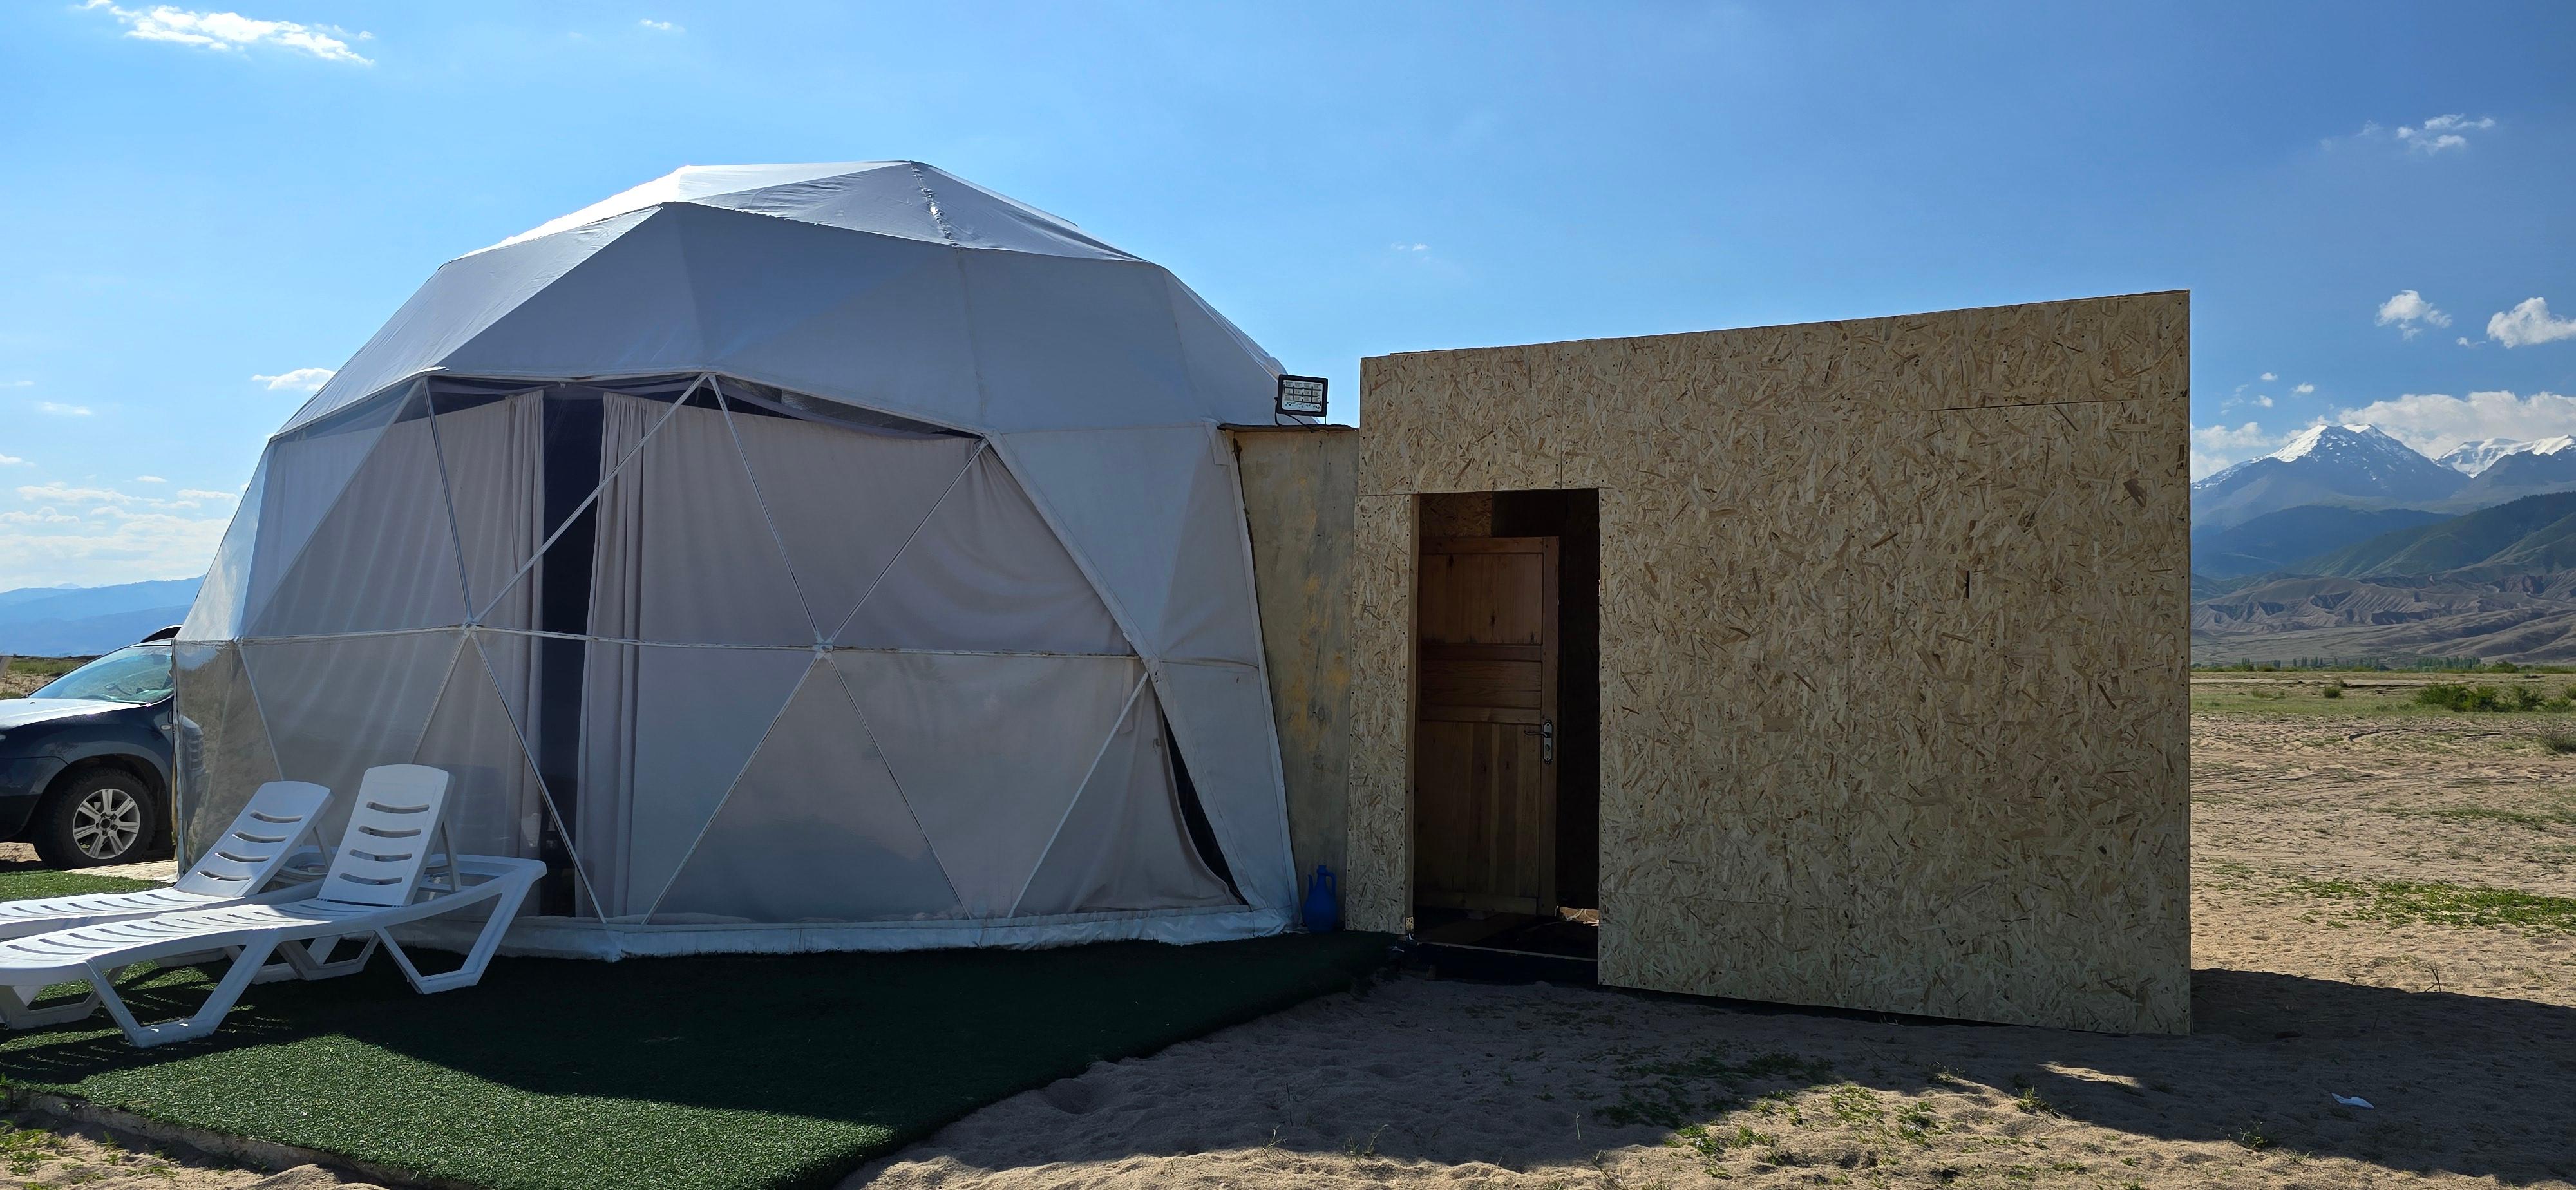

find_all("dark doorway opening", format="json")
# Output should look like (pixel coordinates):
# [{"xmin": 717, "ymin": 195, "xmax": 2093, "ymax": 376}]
[{"xmin": 1410, "ymin": 489, "xmax": 1600, "ymax": 963}]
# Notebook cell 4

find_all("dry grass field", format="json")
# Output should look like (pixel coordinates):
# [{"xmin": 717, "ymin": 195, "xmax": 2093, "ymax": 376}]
[{"xmin": 856, "ymin": 672, "xmax": 2576, "ymax": 1190}]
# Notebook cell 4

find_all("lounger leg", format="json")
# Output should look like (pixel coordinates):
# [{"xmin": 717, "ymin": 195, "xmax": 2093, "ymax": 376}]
[
  {"xmin": 0, "ymin": 979, "xmax": 102, "ymax": 1029},
  {"xmin": 383, "ymin": 877, "xmax": 533, "ymax": 995},
  {"xmin": 276, "ymin": 933, "xmax": 379, "ymax": 981},
  {"xmin": 93, "ymin": 943, "xmax": 275, "ymax": 1048}
]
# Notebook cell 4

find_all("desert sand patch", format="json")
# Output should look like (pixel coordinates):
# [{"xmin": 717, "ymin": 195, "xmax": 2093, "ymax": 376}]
[{"xmin": 853, "ymin": 679, "xmax": 2576, "ymax": 1189}]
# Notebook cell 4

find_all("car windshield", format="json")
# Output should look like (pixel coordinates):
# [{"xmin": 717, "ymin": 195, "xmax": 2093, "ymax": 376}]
[{"xmin": 30, "ymin": 644, "xmax": 175, "ymax": 705}]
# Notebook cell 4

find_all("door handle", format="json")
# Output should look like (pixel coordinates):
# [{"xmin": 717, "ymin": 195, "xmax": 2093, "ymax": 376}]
[{"xmin": 1524, "ymin": 719, "xmax": 1555, "ymax": 764}]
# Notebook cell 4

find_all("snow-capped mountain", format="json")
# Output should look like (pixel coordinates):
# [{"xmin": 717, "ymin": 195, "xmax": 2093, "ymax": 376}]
[
  {"xmin": 2192, "ymin": 423, "xmax": 2468, "ymax": 529},
  {"xmin": 2457, "ymin": 436, "xmax": 2576, "ymax": 504},
  {"xmin": 2437, "ymin": 437, "xmax": 2545, "ymax": 475}
]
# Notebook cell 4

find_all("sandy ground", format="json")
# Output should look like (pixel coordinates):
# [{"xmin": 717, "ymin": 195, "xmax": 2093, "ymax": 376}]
[
  {"xmin": 0, "ymin": 1112, "xmax": 377, "ymax": 1189},
  {"xmin": 850, "ymin": 679, "xmax": 2576, "ymax": 1190}
]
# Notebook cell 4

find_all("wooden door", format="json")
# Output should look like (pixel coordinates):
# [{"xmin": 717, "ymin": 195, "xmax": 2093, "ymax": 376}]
[{"xmin": 1414, "ymin": 535, "xmax": 1558, "ymax": 915}]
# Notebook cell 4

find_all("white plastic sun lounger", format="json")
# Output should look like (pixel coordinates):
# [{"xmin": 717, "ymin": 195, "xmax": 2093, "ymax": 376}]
[
  {"xmin": 0, "ymin": 780, "xmax": 332, "ymax": 941},
  {"xmin": 0, "ymin": 764, "xmax": 543, "ymax": 1048}
]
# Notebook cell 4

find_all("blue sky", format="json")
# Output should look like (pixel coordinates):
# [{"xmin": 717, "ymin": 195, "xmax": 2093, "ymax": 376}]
[{"xmin": 2, "ymin": 1, "xmax": 2571, "ymax": 587}]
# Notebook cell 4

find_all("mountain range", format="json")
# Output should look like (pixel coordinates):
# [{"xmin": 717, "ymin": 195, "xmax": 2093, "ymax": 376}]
[
  {"xmin": 0, "ymin": 578, "xmax": 201, "ymax": 657},
  {"xmin": 2188, "ymin": 425, "xmax": 2576, "ymax": 663}
]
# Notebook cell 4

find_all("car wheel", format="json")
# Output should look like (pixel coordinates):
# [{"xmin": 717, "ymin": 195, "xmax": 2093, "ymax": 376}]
[{"xmin": 32, "ymin": 768, "xmax": 156, "ymax": 868}]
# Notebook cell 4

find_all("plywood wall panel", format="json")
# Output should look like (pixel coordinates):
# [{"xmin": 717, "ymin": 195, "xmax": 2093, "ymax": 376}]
[
  {"xmin": 1229, "ymin": 428, "xmax": 1359, "ymax": 896},
  {"xmin": 1344, "ymin": 493, "xmax": 1414, "ymax": 933},
  {"xmin": 1352, "ymin": 291, "xmax": 2190, "ymax": 1033}
]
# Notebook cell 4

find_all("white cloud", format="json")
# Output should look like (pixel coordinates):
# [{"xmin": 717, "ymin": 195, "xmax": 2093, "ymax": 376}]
[
  {"xmin": 1390, "ymin": 243, "xmax": 1428, "ymax": 253},
  {"xmin": 35, "ymin": 401, "xmax": 93, "ymax": 416},
  {"xmin": 0, "ymin": 455, "xmax": 24, "ymax": 466},
  {"xmin": 80, "ymin": 2, "xmax": 375, "ymax": 64},
  {"xmin": 2333, "ymin": 390, "xmax": 2576, "ymax": 457},
  {"xmin": 638, "ymin": 18, "xmax": 681, "ymax": 32},
  {"xmin": 2254, "ymin": 395, "xmax": 2274, "ymax": 408},
  {"xmin": 135, "ymin": 475, "xmax": 166, "ymax": 484},
  {"xmin": 2376, "ymin": 290, "xmax": 2451, "ymax": 338},
  {"xmin": 0, "ymin": 506, "xmax": 230, "ymax": 587},
  {"xmin": 2195, "ymin": 422, "xmax": 2275, "ymax": 451},
  {"xmin": 2487, "ymin": 298, "xmax": 2576, "ymax": 348},
  {"xmin": 251, "ymin": 367, "xmax": 335, "ymax": 392},
  {"xmin": 0, "ymin": 380, "xmax": 31, "ymax": 388},
  {"xmin": 17, "ymin": 483, "xmax": 141, "ymax": 505},
  {"xmin": 2293, "ymin": 383, "xmax": 2314, "ymax": 395},
  {"xmin": 2260, "ymin": 372, "xmax": 2278, "ymax": 381},
  {"xmin": 175, "ymin": 488, "xmax": 234, "ymax": 501},
  {"xmin": 2393, "ymin": 113, "xmax": 2494, "ymax": 154}
]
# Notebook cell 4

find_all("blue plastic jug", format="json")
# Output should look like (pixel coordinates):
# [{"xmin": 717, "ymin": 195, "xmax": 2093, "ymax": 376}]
[{"xmin": 1302, "ymin": 864, "xmax": 1341, "ymax": 932}]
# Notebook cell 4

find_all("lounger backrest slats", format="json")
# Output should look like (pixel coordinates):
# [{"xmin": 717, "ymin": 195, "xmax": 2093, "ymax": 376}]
[
  {"xmin": 171, "ymin": 781, "xmax": 333, "ymax": 898},
  {"xmin": 319, "ymin": 766, "xmax": 451, "ymax": 909}
]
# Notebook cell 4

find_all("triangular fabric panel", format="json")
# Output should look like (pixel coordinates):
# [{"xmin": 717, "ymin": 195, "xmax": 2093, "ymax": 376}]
[
  {"xmin": 439, "ymin": 207, "xmax": 712, "ymax": 382},
  {"xmin": 956, "ymin": 250, "xmax": 1195, "ymax": 431},
  {"xmin": 997, "ymin": 425, "xmax": 1267, "ymax": 665},
  {"xmin": 180, "ymin": 455, "xmax": 270, "ymax": 643},
  {"xmin": 1166, "ymin": 275, "xmax": 1284, "ymax": 410},
  {"xmin": 583, "ymin": 398, "xmax": 813, "ymax": 646},
  {"xmin": 835, "ymin": 449, "xmax": 1126, "ymax": 655},
  {"xmin": 240, "ymin": 394, "xmax": 404, "ymax": 634},
  {"xmin": 674, "ymin": 205, "xmax": 982, "ymax": 426},
  {"xmin": 241, "ymin": 630, "xmax": 467, "ymax": 852},
  {"xmin": 577, "ymin": 642, "xmax": 811, "ymax": 918},
  {"xmin": 834, "ymin": 650, "xmax": 1142, "ymax": 918},
  {"xmin": 252, "ymin": 411, "xmax": 469, "ymax": 637},
  {"xmin": 284, "ymin": 207, "xmax": 657, "ymax": 435},
  {"xmin": 725, "ymin": 405, "xmax": 981, "ymax": 641},
  {"xmin": 171, "ymin": 642, "xmax": 281, "ymax": 867},
  {"xmin": 412, "ymin": 634, "xmax": 553, "ymax": 863},
  {"xmin": 1153, "ymin": 661, "xmax": 1297, "ymax": 912},
  {"xmin": 652, "ymin": 658, "xmax": 962, "ymax": 923},
  {"xmin": 1015, "ymin": 681, "xmax": 1235, "ymax": 917}
]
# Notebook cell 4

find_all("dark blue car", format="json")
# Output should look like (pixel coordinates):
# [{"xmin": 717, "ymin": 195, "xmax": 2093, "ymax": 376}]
[{"xmin": 0, "ymin": 632, "xmax": 178, "ymax": 867}]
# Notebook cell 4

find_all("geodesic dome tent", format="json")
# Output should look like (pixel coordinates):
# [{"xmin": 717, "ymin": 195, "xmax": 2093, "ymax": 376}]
[{"xmin": 173, "ymin": 162, "xmax": 1302, "ymax": 956}]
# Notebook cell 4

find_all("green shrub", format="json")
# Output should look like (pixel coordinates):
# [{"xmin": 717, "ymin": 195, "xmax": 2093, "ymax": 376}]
[{"xmin": 2414, "ymin": 683, "xmax": 2570, "ymax": 712}]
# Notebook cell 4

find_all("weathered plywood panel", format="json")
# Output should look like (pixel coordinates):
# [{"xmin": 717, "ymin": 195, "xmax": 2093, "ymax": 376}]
[
  {"xmin": 1350, "ymin": 292, "xmax": 2190, "ymax": 1033},
  {"xmin": 1345, "ymin": 493, "xmax": 1414, "ymax": 933},
  {"xmin": 1230, "ymin": 428, "xmax": 1359, "ymax": 903}
]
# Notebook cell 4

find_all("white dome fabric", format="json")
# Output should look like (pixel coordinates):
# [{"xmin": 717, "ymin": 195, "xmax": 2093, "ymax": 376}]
[{"xmin": 175, "ymin": 164, "xmax": 1298, "ymax": 956}]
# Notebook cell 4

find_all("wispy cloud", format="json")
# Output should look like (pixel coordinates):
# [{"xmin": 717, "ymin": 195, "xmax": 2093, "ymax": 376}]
[
  {"xmin": 251, "ymin": 367, "xmax": 334, "ymax": 392},
  {"xmin": 0, "ymin": 380, "xmax": 31, "ymax": 388},
  {"xmin": 0, "ymin": 455, "xmax": 26, "ymax": 466},
  {"xmin": 2293, "ymin": 382, "xmax": 2315, "ymax": 395},
  {"xmin": 79, "ymin": 2, "xmax": 375, "ymax": 65},
  {"xmin": 2487, "ymin": 298, "xmax": 2576, "ymax": 349},
  {"xmin": 2253, "ymin": 395, "xmax": 2274, "ymax": 408},
  {"xmin": 2397, "ymin": 113, "xmax": 2496, "ymax": 155},
  {"xmin": 2334, "ymin": 390, "xmax": 2576, "ymax": 456},
  {"xmin": 2260, "ymin": 372, "xmax": 2278, "ymax": 381},
  {"xmin": 638, "ymin": 18, "xmax": 681, "ymax": 32},
  {"xmin": 2376, "ymin": 290, "xmax": 2450, "ymax": 339},
  {"xmin": 35, "ymin": 401, "xmax": 93, "ymax": 416},
  {"xmin": 1389, "ymin": 243, "xmax": 1428, "ymax": 253},
  {"xmin": 135, "ymin": 475, "xmax": 166, "ymax": 484},
  {"xmin": 175, "ymin": 489, "xmax": 234, "ymax": 502}
]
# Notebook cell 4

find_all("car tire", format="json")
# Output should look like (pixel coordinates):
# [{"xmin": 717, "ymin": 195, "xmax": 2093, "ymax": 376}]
[{"xmin": 32, "ymin": 768, "xmax": 158, "ymax": 869}]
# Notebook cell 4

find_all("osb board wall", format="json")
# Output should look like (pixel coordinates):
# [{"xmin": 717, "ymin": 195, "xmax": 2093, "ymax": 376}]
[
  {"xmin": 1229, "ymin": 426, "xmax": 1360, "ymax": 897},
  {"xmin": 1349, "ymin": 292, "xmax": 2191, "ymax": 1034}
]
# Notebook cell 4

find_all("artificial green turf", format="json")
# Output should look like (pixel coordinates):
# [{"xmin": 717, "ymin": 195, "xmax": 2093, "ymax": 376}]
[
  {"xmin": 0, "ymin": 869, "xmax": 160, "ymax": 899},
  {"xmin": 0, "ymin": 865, "xmax": 1394, "ymax": 1190}
]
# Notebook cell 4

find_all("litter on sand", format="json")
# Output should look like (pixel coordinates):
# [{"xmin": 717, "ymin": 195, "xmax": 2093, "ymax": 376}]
[{"xmin": 2333, "ymin": 1094, "xmax": 2375, "ymax": 1109}]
